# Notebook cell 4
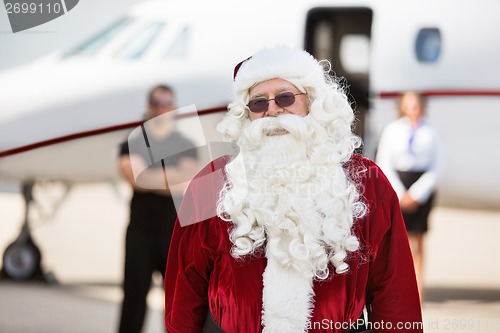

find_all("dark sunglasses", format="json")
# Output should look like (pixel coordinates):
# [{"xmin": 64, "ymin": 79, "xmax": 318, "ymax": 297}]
[
  {"xmin": 150, "ymin": 99, "xmax": 174, "ymax": 108},
  {"xmin": 247, "ymin": 92, "xmax": 306, "ymax": 113}
]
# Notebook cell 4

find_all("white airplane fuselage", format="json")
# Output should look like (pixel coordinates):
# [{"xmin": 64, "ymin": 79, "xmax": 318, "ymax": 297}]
[{"xmin": 1, "ymin": 0, "xmax": 499, "ymax": 210}]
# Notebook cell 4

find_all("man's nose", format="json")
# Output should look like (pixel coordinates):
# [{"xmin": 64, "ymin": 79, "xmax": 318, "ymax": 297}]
[{"xmin": 266, "ymin": 99, "xmax": 283, "ymax": 116}]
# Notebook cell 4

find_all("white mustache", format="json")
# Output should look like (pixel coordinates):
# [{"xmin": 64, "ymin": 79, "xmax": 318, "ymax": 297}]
[{"xmin": 242, "ymin": 114, "xmax": 309, "ymax": 149}]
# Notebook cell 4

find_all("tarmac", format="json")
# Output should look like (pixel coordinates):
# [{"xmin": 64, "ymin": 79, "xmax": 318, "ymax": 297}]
[{"xmin": 0, "ymin": 183, "xmax": 499, "ymax": 333}]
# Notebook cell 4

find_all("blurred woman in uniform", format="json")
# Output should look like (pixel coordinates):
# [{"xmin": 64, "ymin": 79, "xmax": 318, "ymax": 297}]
[{"xmin": 376, "ymin": 91, "xmax": 442, "ymax": 301}]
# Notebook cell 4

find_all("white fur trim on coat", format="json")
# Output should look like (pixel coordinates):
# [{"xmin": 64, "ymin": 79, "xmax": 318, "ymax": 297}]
[{"xmin": 261, "ymin": 255, "xmax": 315, "ymax": 332}]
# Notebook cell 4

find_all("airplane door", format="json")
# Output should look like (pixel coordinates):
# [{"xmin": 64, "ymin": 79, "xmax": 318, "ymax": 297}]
[{"xmin": 305, "ymin": 8, "xmax": 372, "ymax": 149}]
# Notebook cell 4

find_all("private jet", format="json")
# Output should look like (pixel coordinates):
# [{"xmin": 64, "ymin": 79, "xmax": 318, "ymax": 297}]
[{"xmin": 1, "ymin": 0, "xmax": 499, "ymax": 280}]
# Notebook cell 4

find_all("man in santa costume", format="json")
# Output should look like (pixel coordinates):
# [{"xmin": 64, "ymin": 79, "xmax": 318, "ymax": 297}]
[{"xmin": 164, "ymin": 45, "xmax": 423, "ymax": 333}]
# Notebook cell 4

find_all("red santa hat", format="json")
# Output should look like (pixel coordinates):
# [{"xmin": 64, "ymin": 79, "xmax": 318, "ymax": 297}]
[{"xmin": 232, "ymin": 45, "xmax": 326, "ymax": 94}]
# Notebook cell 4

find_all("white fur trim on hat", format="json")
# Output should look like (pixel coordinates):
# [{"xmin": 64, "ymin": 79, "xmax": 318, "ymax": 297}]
[{"xmin": 233, "ymin": 45, "xmax": 325, "ymax": 94}]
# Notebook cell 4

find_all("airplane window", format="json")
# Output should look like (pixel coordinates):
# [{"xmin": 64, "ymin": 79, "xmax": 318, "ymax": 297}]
[
  {"xmin": 416, "ymin": 28, "xmax": 441, "ymax": 63},
  {"xmin": 115, "ymin": 22, "xmax": 165, "ymax": 60},
  {"xmin": 164, "ymin": 27, "xmax": 190, "ymax": 59},
  {"xmin": 339, "ymin": 34, "xmax": 370, "ymax": 74},
  {"xmin": 65, "ymin": 17, "xmax": 132, "ymax": 57}
]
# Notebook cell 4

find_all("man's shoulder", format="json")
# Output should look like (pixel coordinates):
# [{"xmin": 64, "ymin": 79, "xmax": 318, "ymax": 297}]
[
  {"xmin": 173, "ymin": 131, "xmax": 204, "ymax": 147},
  {"xmin": 195, "ymin": 155, "xmax": 229, "ymax": 178},
  {"xmin": 185, "ymin": 156, "xmax": 229, "ymax": 203},
  {"xmin": 169, "ymin": 131, "xmax": 193, "ymax": 142},
  {"xmin": 345, "ymin": 154, "xmax": 393, "ymax": 195},
  {"xmin": 344, "ymin": 153, "xmax": 376, "ymax": 171}
]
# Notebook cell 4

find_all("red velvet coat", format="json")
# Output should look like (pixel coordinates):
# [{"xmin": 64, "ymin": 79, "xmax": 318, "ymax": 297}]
[{"xmin": 164, "ymin": 155, "xmax": 423, "ymax": 333}]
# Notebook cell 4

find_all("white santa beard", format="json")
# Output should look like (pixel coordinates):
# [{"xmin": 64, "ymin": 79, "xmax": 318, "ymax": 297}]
[
  {"xmin": 220, "ymin": 114, "xmax": 360, "ymax": 332},
  {"xmin": 243, "ymin": 141, "xmax": 338, "ymax": 279},
  {"xmin": 235, "ymin": 115, "xmax": 355, "ymax": 274}
]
